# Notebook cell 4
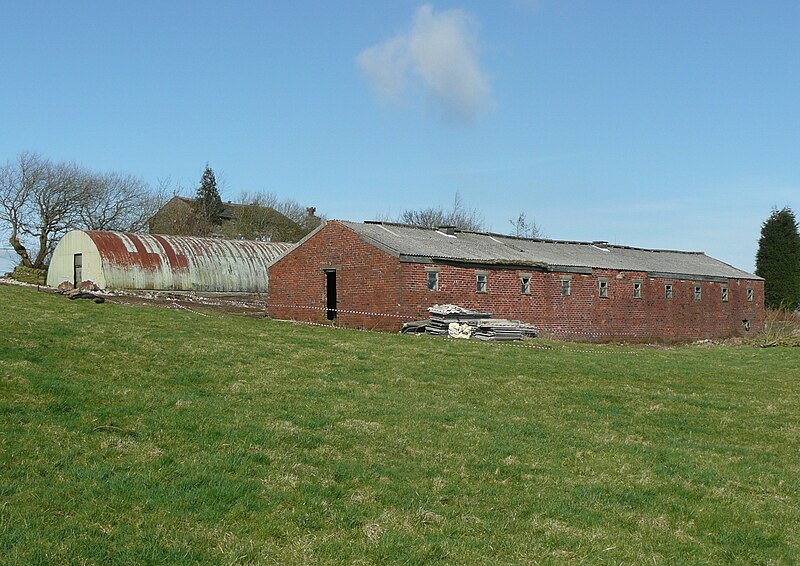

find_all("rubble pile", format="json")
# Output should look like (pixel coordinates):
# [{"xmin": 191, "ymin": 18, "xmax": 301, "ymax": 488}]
[{"xmin": 57, "ymin": 282, "xmax": 105, "ymax": 303}]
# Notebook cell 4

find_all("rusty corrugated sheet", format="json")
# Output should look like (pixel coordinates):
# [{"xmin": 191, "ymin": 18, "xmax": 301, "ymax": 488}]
[{"xmin": 84, "ymin": 231, "xmax": 291, "ymax": 292}]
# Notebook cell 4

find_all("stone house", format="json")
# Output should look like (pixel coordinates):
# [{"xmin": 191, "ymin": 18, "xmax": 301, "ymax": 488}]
[{"xmin": 148, "ymin": 196, "xmax": 317, "ymax": 242}]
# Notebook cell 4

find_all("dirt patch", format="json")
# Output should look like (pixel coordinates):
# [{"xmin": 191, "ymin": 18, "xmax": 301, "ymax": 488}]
[
  {"xmin": 99, "ymin": 289, "xmax": 268, "ymax": 317},
  {"xmin": 1, "ymin": 279, "xmax": 267, "ymax": 318}
]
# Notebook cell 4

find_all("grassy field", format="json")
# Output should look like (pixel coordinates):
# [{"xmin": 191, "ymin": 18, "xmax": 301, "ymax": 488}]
[{"xmin": 1, "ymin": 284, "xmax": 798, "ymax": 564}]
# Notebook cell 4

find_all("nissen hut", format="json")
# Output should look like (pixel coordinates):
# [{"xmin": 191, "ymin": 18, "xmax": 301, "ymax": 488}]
[
  {"xmin": 47, "ymin": 230, "xmax": 290, "ymax": 293},
  {"xmin": 267, "ymin": 220, "xmax": 765, "ymax": 340}
]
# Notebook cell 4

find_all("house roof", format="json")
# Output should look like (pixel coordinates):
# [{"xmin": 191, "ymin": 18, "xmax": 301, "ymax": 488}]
[
  {"xmin": 174, "ymin": 196, "xmax": 290, "ymax": 222},
  {"xmin": 165, "ymin": 196, "xmax": 307, "ymax": 241},
  {"xmin": 339, "ymin": 221, "xmax": 760, "ymax": 281}
]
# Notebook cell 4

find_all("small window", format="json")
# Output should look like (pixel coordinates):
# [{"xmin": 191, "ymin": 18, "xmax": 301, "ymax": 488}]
[
  {"xmin": 721, "ymin": 285, "xmax": 729, "ymax": 302},
  {"xmin": 520, "ymin": 275, "xmax": 531, "ymax": 295},
  {"xmin": 560, "ymin": 279, "xmax": 571, "ymax": 297},
  {"xmin": 743, "ymin": 319, "xmax": 750, "ymax": 332},
  {"xmin": 747, "ymin": 287, "xmax": 754, "ymax": 302},
  {"xmin": 664, "ymin": 283, "xmax": 673, "ymax": 299},
  {"xmin": 427, "ymin": 271, "xmax": 439, "ymax": 291},
  {"xmin": 633, "ymin": 282, "xmax": 642, "ymax": 299},
  {"xmin": 598, "ymin": 280, "xmax": 608, "ymax": 298},
  {"xmin": 694, "ymin": 285, "xmax": 702, "ymax": 301},
  {"xmin": 476, "ymin": 273, "xmax": 488, "ymax": 293}
]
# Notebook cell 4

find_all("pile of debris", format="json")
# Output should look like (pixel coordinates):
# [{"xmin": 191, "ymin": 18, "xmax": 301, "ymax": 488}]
[
  {"xmin": 402, "ymin": 304, "xmax": 537, "ymax": 341},
  {"xmin": 425, "ymin": 304, "xmax": 493, "ymax": 336},
  {"xmin": 56, "ymin": 281, "xmax": 105, "ymax": 303}
]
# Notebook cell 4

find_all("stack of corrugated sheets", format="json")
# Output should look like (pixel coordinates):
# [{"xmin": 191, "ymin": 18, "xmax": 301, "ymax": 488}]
[
  {"xmin": 472, "ymin": 319, "xmax": 538, "ymax": 340},
  {"xmin": 401, "ymin": 304, "xmax": 537, "ymax": 340},
  {"xmin": 425, "ymin": 304, "xmax": 493, "ymax": 336}
]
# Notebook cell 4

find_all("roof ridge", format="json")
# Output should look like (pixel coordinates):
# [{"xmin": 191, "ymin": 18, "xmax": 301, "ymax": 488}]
[
  {"xmin": 82, "ymin": 229, "xmax": 293, "ymax": 245},
  {"xmin": 173, "ymin": 195, "xmax": 299, "ymax": 225},
  {"xmin": 357, "ymin": 220, "xmax": 703, "ymax": 255}
]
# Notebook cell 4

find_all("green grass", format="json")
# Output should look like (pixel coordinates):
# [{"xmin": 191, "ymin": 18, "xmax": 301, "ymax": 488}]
[{"xmin": 1, "ymin": 284, "xmax": 798, "ymax": 564}]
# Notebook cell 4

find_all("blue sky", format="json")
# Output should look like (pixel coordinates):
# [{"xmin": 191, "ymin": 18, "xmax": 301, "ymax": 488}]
[{"xmin": 2, "ymin": 1, "xmax": 798, "ymax": 273}]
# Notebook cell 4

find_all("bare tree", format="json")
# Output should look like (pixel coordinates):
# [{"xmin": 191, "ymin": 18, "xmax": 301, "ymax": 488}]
[
  {"xmin": 508, "ymin": 211, "xmax": 542, "ymax": 239},
  {"xmin": 0, "ymin": 152, "xmax": 46, "ymax": 267},
  {"xmin": 0, "ymin": 152, "xmax": 169, "ymax": 269},
  {"xmin": 26, "ymin": 161, "xmax": 94, "ymax": 267},
  {"xmin": 0, "ymin": 153, "xmax": 93, "ymax": 268},
  {"xmin": 231, "ymin": 191, "xmax": 322, "ymax": 238},
  {"xmin": 398, "ymin": 191, "xmax": 484, "ymax": 231},
  {"xmin": 79, "ymin": 172, "xmax": 165, "ymax": 232},
  {"xmin": 226, "ymin": 192, "xmax": 280, "ymax": 240},
  {"xmin": 249, "ymin": 191, "xmax": 321, "ymax": 231},
  {"xmin": 399, "ymin": 207, "xmax": 447, "ymax": 228}
]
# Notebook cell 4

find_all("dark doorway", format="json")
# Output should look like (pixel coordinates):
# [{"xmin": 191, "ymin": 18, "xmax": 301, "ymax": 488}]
[
  {"xmin": 73, "ymin": 254, "xmax": 83, "ymax": 287},
  {"xmin": 325, "ymin": 270, "xmax": 337, "ymax": 320}
]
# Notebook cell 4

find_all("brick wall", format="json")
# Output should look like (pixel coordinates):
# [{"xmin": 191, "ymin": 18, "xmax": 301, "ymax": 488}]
[
  {"xmin": 268, "ymin": 222, "xmax": 765, "ymax": 341},
  {"xmin": 267, "ymin": 221, "xmax": 404, "ymax": 331},
  {"xmin": 400, "ymin": 263, "xmax": 764, "ymax": 340}
]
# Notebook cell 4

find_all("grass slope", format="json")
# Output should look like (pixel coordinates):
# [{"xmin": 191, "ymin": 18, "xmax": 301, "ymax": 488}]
[{"xmin": 1, "ymin": 284, "xmax": 798, "ymax": 564}]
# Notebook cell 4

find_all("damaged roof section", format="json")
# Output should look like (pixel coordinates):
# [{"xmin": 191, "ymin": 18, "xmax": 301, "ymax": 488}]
[{"xmin": 343, "ymin": 221, "xmax": 759, "ymax": 280}]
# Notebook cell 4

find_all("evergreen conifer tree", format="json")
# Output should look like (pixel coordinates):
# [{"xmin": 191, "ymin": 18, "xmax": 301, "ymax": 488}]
[
  {"xmin": 194, "ymin": 164, "xmax": 224, "ymax": 225},
  {"xmin": 755, "ymin": 207, "xmax": 800, "ymax": 309}
]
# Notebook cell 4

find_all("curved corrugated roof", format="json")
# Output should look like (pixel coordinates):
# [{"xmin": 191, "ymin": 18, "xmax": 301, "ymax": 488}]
[
  {"xmin": 340, "ymin": 221, "xmax": 760, "ymax": 280},
  {"xmin": 49, "ymin": 230, "xmax": 291, "ymax": 292}
]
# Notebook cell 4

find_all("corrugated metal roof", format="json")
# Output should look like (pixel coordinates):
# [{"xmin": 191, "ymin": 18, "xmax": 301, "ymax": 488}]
[
  {"xmin": 339, "ymin": 221, "xmax": 760, "ymax": 280},
  {"xmin": 84, "ymin": 231, "xmax": 290, "ymax": 292}
]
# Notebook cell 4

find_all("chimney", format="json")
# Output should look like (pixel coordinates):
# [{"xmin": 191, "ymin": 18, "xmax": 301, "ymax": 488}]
[
  {"xmin": 304, "ymin": 207, "xmax": 321, "ymax": 231},
  {"xmin": 439, "ymin": 225, "xmax": 456, "ymax": 236}
]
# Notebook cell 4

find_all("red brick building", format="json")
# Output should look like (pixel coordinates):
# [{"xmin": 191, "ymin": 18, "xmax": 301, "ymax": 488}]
[{"xmin": 267, "ymin": 221, "xmax": 765, "ymax": 341}]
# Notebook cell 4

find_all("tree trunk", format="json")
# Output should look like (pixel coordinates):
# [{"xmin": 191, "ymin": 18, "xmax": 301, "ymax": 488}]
[
  {"xmin": 32, "ymin": 232, "xmax": 49, "ymax": 269},
  {"xmin": 9, "ymin": 235, "xmax": 33, "ymax": 268}
]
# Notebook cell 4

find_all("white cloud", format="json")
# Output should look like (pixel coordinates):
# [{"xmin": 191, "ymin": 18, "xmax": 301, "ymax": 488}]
[
  {"xmin": 357, "ymin": 4, "xmax": 492, "ymax": 124},
  {"xmin": 356, "ymin": 36, "xmax": 410, "ymax": 103}
]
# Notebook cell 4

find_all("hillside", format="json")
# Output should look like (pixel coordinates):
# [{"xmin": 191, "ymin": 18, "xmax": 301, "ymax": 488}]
[{"xmin": 1, "ymin": 284, "xmax": 798, "ymax": 564}]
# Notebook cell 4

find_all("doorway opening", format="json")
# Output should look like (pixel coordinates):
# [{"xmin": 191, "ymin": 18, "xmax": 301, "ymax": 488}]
[
  {"xmin": 73, "ymin": 254, "xmax": 83, "ymax": 287},
  {"xmin": 325, "ymin": 269, "xmax": 337, "ymax": 320}
]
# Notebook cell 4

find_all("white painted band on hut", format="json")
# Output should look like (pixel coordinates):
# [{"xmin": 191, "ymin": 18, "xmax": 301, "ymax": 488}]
[{"xmin": 46, "ymin": 230, "xmax": 292, "ymax": 292}]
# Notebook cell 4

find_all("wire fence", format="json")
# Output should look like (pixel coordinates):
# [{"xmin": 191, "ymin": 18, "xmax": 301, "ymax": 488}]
[
  {"xmin": 4, "ymin": 279, "xmax": 670, "ymax": 353},
  {"xmin": 264, "ymin": 302, "xmax": 645, "ymax": 353},
  {"xmin": 264, "ymin": 302, "xmax": 664, "ymax": 338}
]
